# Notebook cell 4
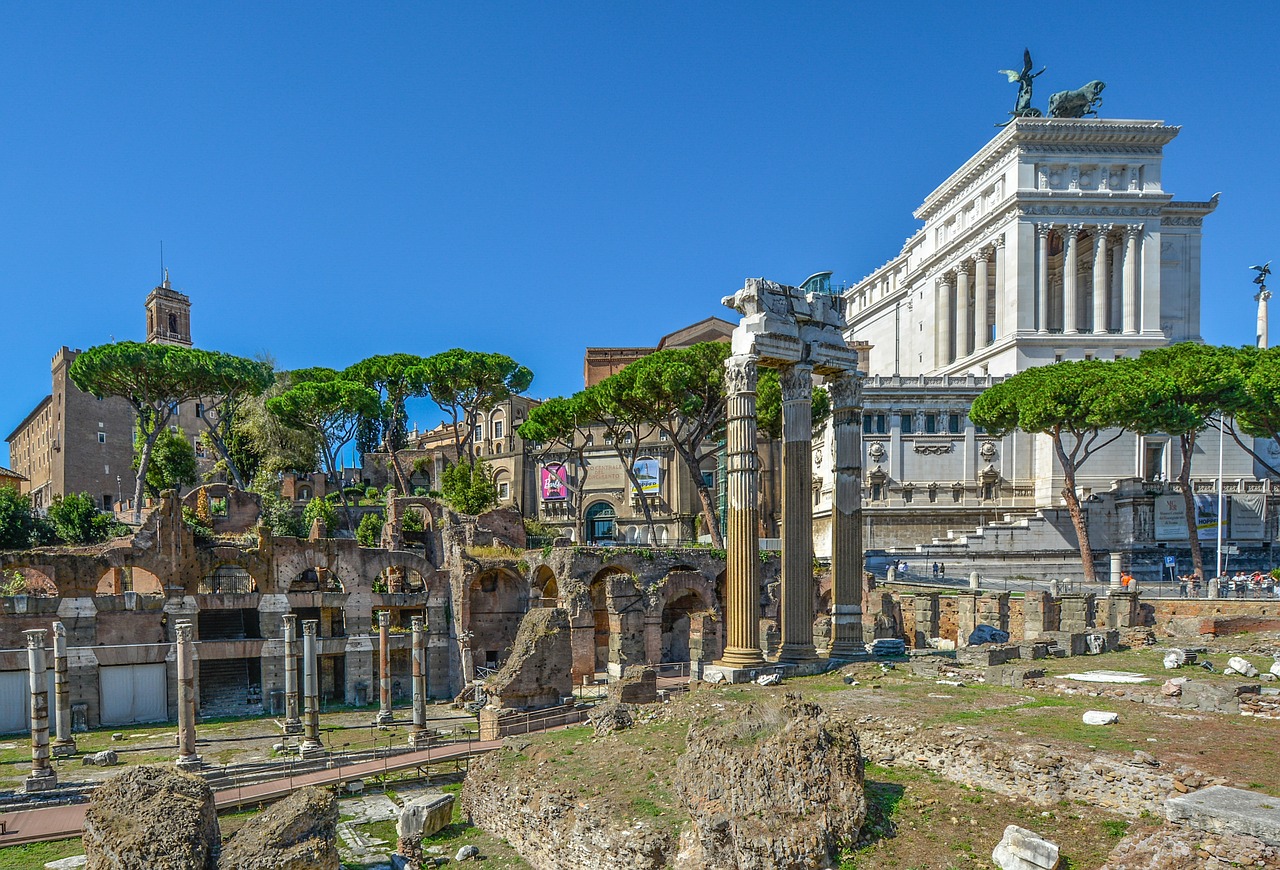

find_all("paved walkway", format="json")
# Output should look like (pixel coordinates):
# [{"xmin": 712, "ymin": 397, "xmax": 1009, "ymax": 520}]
[{"xmin": 0, "ymin": 737, "xmax": 500, "ymax": 848}]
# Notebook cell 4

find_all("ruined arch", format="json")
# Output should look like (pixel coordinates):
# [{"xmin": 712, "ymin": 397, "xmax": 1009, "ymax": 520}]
[
  {"xmin": 532, "ymin": 565, "xmax": 558, "ymax": 606},
  {"xmin": 290, "ymin": 566, "xmax": 345, "ymax": 594},
  {"xmin": 198, "ymin": 563, "xmax": 257, "ymax": 595},
  {"xmin": 467, "ymin": 567, "xmax": 529, "ymax": 671},
  {"xmin": 587, "ymin": 565, "xmax": 644, "ymax": 675},
  {"xmin": 95, "ymin": 566, "xmax": 163, "ymax": 596},
  {"xmin": 7, "ymin": 565, "xmax": 57, "ymax": 597}
]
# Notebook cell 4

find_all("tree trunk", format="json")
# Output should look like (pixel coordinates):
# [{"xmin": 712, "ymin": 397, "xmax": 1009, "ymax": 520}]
[
  {"xmin": 382, "ymin": 427, "xmax": 410, "ymax": 494},
  {"xmin": 320, "ymin": 445, "xmax": 355, "ymax": 534},
  {"xmin": 201, "ymin": 417, "xmax": 246, "ymax": 490},
  {"xmin": 1177, "ymin": 432, "xmax": 1204, "ymax": 580},
  {"xmin": 671, "ymin": 441, "xmax": 722, "ymax": 548},
  {"xmin": 132, "ymin": 418, "xmax": 166, "ymax": 525},
  {"xmin": 1053, "ymin": 436, "xmax": 1096, "ymax": 583}
]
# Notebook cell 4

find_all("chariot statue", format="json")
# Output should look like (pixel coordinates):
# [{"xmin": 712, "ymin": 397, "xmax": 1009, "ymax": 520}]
[
  {"xmin": 1048, "ymin": 80, "xmax": 1106, "ymax": 118},
  {"xmin": 996, "ymin": 48, "xmax": 1045, "ymax": 126}
]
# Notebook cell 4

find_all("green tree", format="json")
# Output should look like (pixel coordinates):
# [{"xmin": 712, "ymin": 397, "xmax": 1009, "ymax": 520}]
[
  {"xmin": 441, "ymin": 458, "xmax": 497, "ymax": 516},
  {"xmin": 134, "ymin": 427, "xmax": 199, "ymax": 498},
  {"xmin": 580, "ymin": 376, "xmax": 661, "ymax": 542},
  {"xmin": 1221, "ymin": 346, "xmax": 1280, "ymax": 477},
  {"xmin": 420, "ymin": 349, "xmax": 534, "ymax": 463},
  {"xmin": 356, "ymin": 511, "xmax": 384, "ymax": 547},
  {"xmin": 970, "ymin": 359, "xmax": 1161, "ymax": 583},
  {"xmin": 46, "ymin": 493, "xmax": 121, "ymax": 545},
  {"xmin": 267, "ymin": 371, "xmax": 380, "ymax": 533},
  {"xmin": 1133, "ymin": 344, "xmax": 1244, "ymax": 580},
  {"xmin": 220, "ymin": 366, "xmax": 323, "ymax": 483},
  {"xmin": 0, "ymin": 486, "xmax": 36, "ymax": 550},
  {"xmin": 248, "ymin": 478, "xmax": 307, "ymax": 538},
  {"xmin": 302, "ymin": 497, "xmax": 337, "ymax": 537},
  {"xmin": 183, "ymin": 351, "xmax": 274, "ymax": 490},
  {"xmin": 518, "ymin": 394, "xmax": 595, "ymax": 542},
  {"xmin": 344, "ymin": 354, "xmax": 430, "ymax": 493},
  {"xmin": 756, "ymin": 368, "xmax": 831, "ymax": 440},
  {"xmin": 70, "ymin": 342, "xmax": 207, "ymax": 521}
]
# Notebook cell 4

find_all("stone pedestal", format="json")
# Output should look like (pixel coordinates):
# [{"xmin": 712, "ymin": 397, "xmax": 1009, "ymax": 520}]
[
  {"xmin": 281, "ymin": 613, "xmax": 303, "ymax": 735},
  {"xmin": 826, "ymin": 374, "xmax": 865, "ymax": 659},
  {"xmin": 717, "ymin": 354, "xmax": 765, "ymax": 669},
  {"xmin": 778, "ymin": 364, "xmax": 817, "ymax": 663},
  {"xmin": 51, "ymin": 622, "xmax": 76, "ymax": 757},
  {"xmin": 24, "ymin": 629, "xmax": 57, "ymax": 793},
  {"xmin": 376, "ymin": 611, "xmax": 394, "ymax": 726},
  {"xmin": 300, "ymin": 619, "xmax": 325, "ymax": 757},
  {"xmin": 174, "ymin": 622, "xmax": 203, "ymax": 771}
]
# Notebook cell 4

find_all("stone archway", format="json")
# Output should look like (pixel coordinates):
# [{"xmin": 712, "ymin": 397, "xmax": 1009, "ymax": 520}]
[
  {"xmin": 198, "ymin": 564, "xmax": 257, "ymax": 595},
  {"xmin": 587, "ymin": 566, "xmax": 645, "ymax": 677},
  {"xmin": 95, "ymin": 566, "xmax": 163, "ymax": 596},
  {"xmin": 289, "ymin": 567, "xmax": 344, "ymax": 594},
  {"xmin": 532, "ymin": 565, "xmax": 558, "ymax": 606},
  {"xmin": 467, "ymin": 568, "xmax": 529, "ymax": 671},
  {"xmin": 6, "ymin": 566, "xmax": 57, "ymax": 597}
]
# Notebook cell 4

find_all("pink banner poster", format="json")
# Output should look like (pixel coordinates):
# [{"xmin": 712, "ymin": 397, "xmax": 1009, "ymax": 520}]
[{"xmin": 541, "ymin": 464, "xmax": 568, "ymax": 501}]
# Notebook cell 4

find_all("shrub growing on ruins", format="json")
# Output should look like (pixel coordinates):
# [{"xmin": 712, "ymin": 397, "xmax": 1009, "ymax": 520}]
[
  {"xmin": 47, "ymin": 493, "xmax": 121, "ymax": 545},
  {"xmin": 250, "ymin": 482, "xmax": 307, "ymax": 538},
  {"xmin": 302, "ymin": 497, "xmax": 337, "ymax": 536},
  {"xmin": 356, "ymin": 512, "xmax": 383, "ymax": 547},
  {"xmin": 135, "ymin": 427, "xmax": 199, "ymax": 498},
  {"xmin": 0, "ymin": 485, "xmax": 37, "ymax": 549},
  {"xmin": 441, "ymin": 459, "xmax": 496, "ymax": 516},
  {"xmin": 365, "ymin": 486, "xmax": 380, "ymax": 501}
]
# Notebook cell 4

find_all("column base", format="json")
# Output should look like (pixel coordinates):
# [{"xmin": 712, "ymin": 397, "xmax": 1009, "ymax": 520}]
[
  {"xmin": 702, "ymin": 663, "xmax": 790, "ymax": 684},
  {"xmin": 375, "ymin": 711, "xmax": 395, "ymax": 726},
  {"xmin": 175, "ymin": 755, "xmax": 203, "ymax": 771},
  {"xmin": 716, "ymin": 647, "xmax": 765, "ymax": 669},
  {"xmin": 776, "ymin": 643, "xmax": 819, "ymax": 664},
  {"xmin": 281, "ymin": 719, "xmax": 304, "ymax": 735},
  {"xmin": 825, "ymin": 642, "xmax": 870, "ymax": 661},
  {"xmin": 24, "ymin": 770, "xmax": 58, "ymax": 793},
  {"xmin": 51, "ymin": 739, "xmax": 77, "ymax": 757},
  {"xmin": 407, "ymin": 730, "xmax": 432, "ymax": 750},
  {"xmin": 299, "ymin": 742, "xmax": 327, "ymax": 760}
]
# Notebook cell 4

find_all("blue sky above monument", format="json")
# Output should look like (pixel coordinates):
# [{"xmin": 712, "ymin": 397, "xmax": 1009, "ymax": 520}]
[{"xmin": 1, "ymin": 3, "xmax": 1276, "ymax": 465}]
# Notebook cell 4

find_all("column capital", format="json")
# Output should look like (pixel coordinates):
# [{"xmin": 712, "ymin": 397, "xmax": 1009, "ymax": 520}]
[
  {"xmin": 302, "ymin": 619, "xmax": 319, "ymax": 637},
  {"xmin": 282, "ymin": 612, "xmax": 296, "ymax": 628},
  {"xmin": 1063, "ymin": 222, "xmax": 1085, "ymax": 237},
  {"xmin": 993, "ymin": 234, "xmax": 1006, "ymax": 249},
  {"xmin": 825, "ymin": 374, "xmax": 862, "ymax": 410},
  {"xmin": 955, "ymin": 260, "xmax": 971, "ymax": 276},
  {"xmin": 779, "ymin": 364, "xmax": 815, "ymax": 400},
  {"xmin": 377, "ymin": 610, "xmax": 391, "ymax": 628},
  {"xmin": 410, "ymin": 615, "xmax": 424, "ymax": 631},
  {"xmin": 1123, "ymin": 222, "xmax": 1144, "ymax": 240},
  {"xmin": 724, "ymin": 354, "xmax": 758, "ymax": 395},
  {"xmin": 1093, "ymin": 222, "xmax": 1114, "ymax": 236},
  {"xmin": 24, "ymin": 629, "xmax": 46, "ymax": 648},
  {"xmin": 936, "ymin": 273, "xmax": 953, "ymax": 289},
  {"xmin": 175, "ymin": 622, "xmax": 193, "ymax": 643},
  {"xmin": 53, "ymin": 622, "xmax": 66, "ymax": 639},
  {"xmin": 972, "ymin": 249, "xmax": 992, "ymax": 264},
  {"xmin": 1035, "ymin": 222, "xmax": 1054, "ymax": 239}
]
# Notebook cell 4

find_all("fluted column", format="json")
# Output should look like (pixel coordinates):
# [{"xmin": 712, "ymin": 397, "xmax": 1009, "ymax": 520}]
[
  {"xmin": 282, "ymin": 614, "xmax": 302, "ymax": 733},
  {"xmin": 993, "ymin": 235, "xmax": 1006, "ymax": 340},
  {"xmin": 51, "ymin": 622, "xmax": 75, "ymax": 757},
  {"xmin": 300, "ymin": 619, "xmax": 324, "ymax": 756},
  {"xmin": 1062, "ymin": 224, "xmax": 1082, "ymax": 334},
  {"xmin": 777, "ymin": 364, "xmax": 816, "ymax": 663},
  {"xmin": 174, "ymin": 621, "xmax": 202, "ymax": 770},
  {"xmin": 956, "ymin": 262, "xmax": 972, "ymax": 357},
  {"xmin": 717, "ymin": 354, "xmax": 764, "ymax": 669},
  {"xmin": 376, "ymin": 610, "xmax": 393, "ymax": 725},
  {"xmin": 1092, "ymin": 225, "xmax": 1112, "ymax": 333},
  {"xmin": 410, "ymin": 615, "xmax": 428, "ymax": 748},
  {"xmin": 937, "ymin": 275, "xmax": 954, "ymax": 364},
  {"xmin": 1110, "ymin": 237, "xmax": 1124, "ymax": 331},
  {"xmin": 1123, "ymin": 224, "xmax": 1142, "ymax": 335},
  {"xmin": 973, "ymin": 251, "xmax": 990, "ymax": 350},
  {"xmin": 1036, "ymin": 224, "xmax": 1052, "ymax": 333},
  {"xmin": 24, "ymin": 629, "xmax": 56, "ymax": 792},
  {"xmin": 826, "ymin": 375, "xmax": 864, "ymax": 658}
]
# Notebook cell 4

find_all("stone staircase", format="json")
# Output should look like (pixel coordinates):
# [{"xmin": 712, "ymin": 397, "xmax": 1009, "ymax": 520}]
[{"xmin": 198, "ymin": 659, "xmax": 262, "ymax": 719}]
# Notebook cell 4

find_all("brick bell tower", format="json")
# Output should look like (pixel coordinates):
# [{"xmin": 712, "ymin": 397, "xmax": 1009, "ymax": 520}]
[{"xmin": 145, "ymin": 270, "xmax": 193, "ymax": 346}]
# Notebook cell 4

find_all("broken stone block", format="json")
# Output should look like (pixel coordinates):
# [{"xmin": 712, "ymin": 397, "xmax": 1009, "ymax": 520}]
[
  {"xmin": 396, "ymin": 793, "xmax": 456, "ymax": 866},
  {"xmin": 588, "ymin": 701, "xmax": 634, "ymax": 736},
  {"xmin": 1270, "ymin": 661, "xmax": 1280, "ymax": 678},
  {"xmin": 81, "ymin": 750, "xmax": 119, "ymax": 767},
  {"xmin": 1228, "ymin": 657, "xmax": 1260, "ymax": 678},
  {"xmin": 756, "ymin": 672, "xmax": 782, "ymax": 686},
  {"xmin": 1082, "ymin": 711, "xmax": 1119, "ymax": 725},
  {"xmin": 1165, "ymin": 785, "xmax": 1280, "ymax": 847},
  {"xmin": 455, "ymin": 844, "xmax": 480, "ymax": 861},
  {"xmin": 218, "ymin": 785, "xmax": 339, "ymax": 870},
  {"xmin": 992, "ymin": 824, "xmax": 1062, "ymax": 869},
  {"xmin": 1163, "ymin": 649, "xmax": 1186, "ymax": 669},
  {"xmin": 485, "ymin": 607, "xmax": 573, "ymax": 711},
  {"xmin": 83, "ymin": 765, "xmax": 219, "ymax": 870},
  {"xmin": 608, "ymin": 666, "xmax": 658, "ymax": 704},
  {"xmin": 1161, "ymin": 678, "xmax": 1186, "ymax": 697}
]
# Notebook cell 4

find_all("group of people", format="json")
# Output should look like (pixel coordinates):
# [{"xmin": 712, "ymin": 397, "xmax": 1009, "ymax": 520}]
[
  {"xmin": 886, "ymin": 560, "xmax": 948, "ymax": 578},
  {"xmin": 1175, "ymin": 571, "xmax": 1277, "ymax": 598}
]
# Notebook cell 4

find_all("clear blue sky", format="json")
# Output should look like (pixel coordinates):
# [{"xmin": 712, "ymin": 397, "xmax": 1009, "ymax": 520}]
[{"xmin": 2, "ymin": 3, "xmax": 1277, "ymax": 467}]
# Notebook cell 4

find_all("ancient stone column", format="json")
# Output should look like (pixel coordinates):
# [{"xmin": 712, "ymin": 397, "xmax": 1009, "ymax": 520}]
[
  {"xmin": 282, "ymin": 614, "xmax": 302, "ymax": 734},
  {"xmin": 1122, "ymin": 224, "xmax": 1142, "ymax": 335},
  {"xmin": 174, "ymin": 621, "xmax": 202, "ymax": 770},
  {"xmin": 1036, "ymin": 224, "xmax": 1051, "ymax": 333},
  {"xmin": 301, "ymin": 619, "xmax": 324, "ymax": 757},
  {"xmin": 778, "ymin": 364, "xmax": 817, "ymax": 663},
  {"xmin": 937, "ymin": 276, "xmax": 954, "ymax": 364},
  {"xmin": 1092, "ymin": 225, "xmax": 1112, "ymax": 333},
  {"xmin": 1062, "ymin": 224, "xmax": 1082, "ymax": 334},
  {"xmin": 973, "ymin": 251, "xmax": 990, "ymax": 350},
  {"xmin": 24, "ymin": 629, "xmax": 56, "ymax": 792},
  {"xmin": 955, "ymin": 263, "xmax": 972, "ymax": 358},
  {"xmin": 409, "ymin": 616, "xmax": 428, "ymax": 748},
  {"xmin": 826, "ymin": 374, "xmax": 865, "ymax": 659},
  {"xmin": 376, "ymin": 611, "xmax": 394, "ymax": 725},
  {"xmin": 51, "ymin": 622, "xmax": 75, "ymax": 757},
  {"xmin": 717, "ymin": 354, "xmax": 765, "ymax": 669}
]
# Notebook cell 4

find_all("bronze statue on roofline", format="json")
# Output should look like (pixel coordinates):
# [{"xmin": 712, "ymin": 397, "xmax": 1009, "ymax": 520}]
[{"xmin": 997, "ymin": 49, "xmax": 1106, "ymax": 126}]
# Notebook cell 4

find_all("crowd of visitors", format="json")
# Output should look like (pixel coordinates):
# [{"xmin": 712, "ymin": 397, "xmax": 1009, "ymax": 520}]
[{"xmin": 1173, "ymin": 571, "xmax": 1278, "ymax": 598}]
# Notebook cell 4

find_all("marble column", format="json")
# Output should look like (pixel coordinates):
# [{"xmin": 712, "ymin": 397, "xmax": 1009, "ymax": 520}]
[
  {"xmin": 1036, "ymin": 224, "xmax": 1051, "ymax": 333},
  {"xmin": 24, "ymin": 629, "xmax": 56, "ymax": 792},
  {"xmin": 51, "ymin": 622, "xmax": 75, "ymax": 757},
  {"xmin": 973, "ymin": 251, "xmax": 990, "ymax": 350},
  {"xmin": 376, "ymin": 611, "xmax": 393, "ymax": 725},
  {"xmin": 777, "ymin": 364, "xmax": 817, "ymax": 663},
  {"xmin": 993, "ymin": 235, "xmax": 1006, "ymax": 340},
  {"xmin": 717, "ymin": 354, "xmax": 764, "ymax": 669},
  {"xmin": 937, "ymin": 276, "xmax": 954, "ymax": 364},
  {"xmin": 1092, "ymin": 225, "xmax": 1112, "ymax": 333},
  {"xmin": 301, "ymin": 619, "xmax": 324, "ymax": 756},
  {"xmin": 955, "ymin": 263, "xmax": 972, "ymax": 358},
  {"xmin": 1062, "ymin": 224, "xmax": 1082, "ymax": 334},
  {"xmin": 826, "ymin": 375, "xmax": 865, "ymax": 658},
  {"xmin": 1123, "ymin": 224, "xmax": 1142, "ymax": 335},
  {"xmin": 174, "ymin": 621, "xmax": 202, "ymax": 770},
  {"xmin": 282, "ymin": 614, "xmax": 302, "ymax": 734},
  {"xmin": 409, "ymin": 615, "xmax": 428, "ymax": 748}
]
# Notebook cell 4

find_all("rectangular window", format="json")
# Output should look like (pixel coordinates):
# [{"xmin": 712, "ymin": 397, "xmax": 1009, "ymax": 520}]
[
  {"xmin": 103, "ymin": 494, "xmax": 113, "ymax": 510},
  {"xmin": 497, "ymin": 481, "xmax": 510, "ymax": 500},
  {"xmin": 473, "ymin": 424, "xmax": 483, "ymax": 442},
  {"xmin": 948, "ymin": 414, "xmax": 961, "ymax": 434},
  {"xmin": 493, "ymin": 420, "xmax": 503, "ymax": 440},
  {"xmin": 195, "ymin": 403, "xmax": 205, "ymax": 418},
  {"xmin": 872, "ymin": 414, "xmax": 886, "ymax": 434},
  {"xmin": 701, "ymin": 471, "xmax": 715, "ymax": 489},
  {"xmin": 900, "ymin": 414, "xmax": 913, "ymax": 434},
  {"xmin": 97, "ymin": 432, "xmax": 106, "ymax": 443},
  {"xmin": 170, "ymin": 402, "xmax": 180, "ymax": 416},
  {"xmin": 924, "ymin": 414, "xmax": 937, "ymax": 434}
]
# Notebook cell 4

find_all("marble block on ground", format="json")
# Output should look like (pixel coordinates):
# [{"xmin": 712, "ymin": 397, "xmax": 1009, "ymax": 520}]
[{"xmin": 1166, "ymin": 785, "xmax": 1280, "ymax": 846}]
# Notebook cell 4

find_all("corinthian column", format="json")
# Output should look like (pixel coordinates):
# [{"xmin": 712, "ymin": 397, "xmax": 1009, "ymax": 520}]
[
  {"xmin": 51, "ymin": 622, "xmax": 75, "ymax": 757},
  {"xmin": 1062, "ymin": 224, "xmax": 1082, "ymax": 334},
  {"xmin": 937, "ymin": 275, "xmax": 954, "ymax": 364},
  {"xmin": 1123, "ymin": 224, "xmax": 1142, "ymax": 335},
  {"xmin": 282, "ymin": 614, "xmax": 302, "ymax": 734},
  {"xmin": 1092, "ymin": 225, "xmax": 1112, "ymax": 333},
  {"xmin": 24, "ymin": 629, "xmax": 56, "ymax": 792},
  {"xmin": 174, "ymin": 621, "xmax": 202, "ymax": 770},
  {"xmin": 826, "ymin": 375, "xmax": 864, "ymax": 658},
  {"xmin": 1036, "ymin": 224, "xmax": 1051, "ymax": 333},
  {"xmin": 409, "ymin": 615, "xmax": 428, "ymax": 748},
  {"xmin": 300, "ymin": 619, "xmax": 324, "ymax": 757},
  {"xmin": 956, "ymin": 262, "xmax": 972, "ymax": 357},
  {"xmin": 716, "ymin": 354, "xmax": 764, "ymax": 669},
  {"xmin": 376, "ymin": 611, "xmax": 393, "ymax": 725},
  {"xmin": 777, "ymin": 364, "xmax": 816, "ymax": 663},
  {"xmin": 973, "ymin": 251, "xmax": 990, "ymax": 350}
]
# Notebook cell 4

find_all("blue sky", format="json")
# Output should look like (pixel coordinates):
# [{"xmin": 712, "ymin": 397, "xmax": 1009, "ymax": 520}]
[{"xmin": 2, "ymin": 3, "xmax": 1277, "ymax": 467}]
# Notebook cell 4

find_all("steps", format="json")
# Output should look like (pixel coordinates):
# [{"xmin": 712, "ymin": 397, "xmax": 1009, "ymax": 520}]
[{"xmin": 199, "ymin": 659, "xmax": 262, "ymax": 719}]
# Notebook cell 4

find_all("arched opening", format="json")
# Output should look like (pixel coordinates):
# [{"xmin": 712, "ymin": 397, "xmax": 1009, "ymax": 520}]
[
  {"xmin": 95, "ymin": 566, "xmax": 163, "ymax": 596},
  {"xmin": 533, "ymin": 565, "xmax": 558, "ymax": 606},
  {"xmin": 378, "ymin": 565, "xmax": 427, "ymax": 594},
  {"xmin": 199, "ymin": 564, "xmax": 256, "ymax": 595},
  {"xmin": 468, "ymin": 568, "xmax": 529, "ymax": 671},
  {"xmin": 588, "ymin": 566, "xmax": 640, "ymax": 675},
  {"xmin": 585, "ymin": 501, "xmax": 616, "ymax": 544},
  {"xmin": 290, "ymin": 567, "xmax": 344, "ymax": 593},
  {"xmin": 493, "ymin": 469, "xmax": 512, "ymax": 505},
  {"xmin": 5, "ymin": 566, "xmax": 57, "ymax": 597},
  {"xmin": 661, "ymin": 590, "xmax": 710, "ymax": 664},
  {"xmin": 297, "ymin": 485, "xmax": 313, "ymax": 501}
]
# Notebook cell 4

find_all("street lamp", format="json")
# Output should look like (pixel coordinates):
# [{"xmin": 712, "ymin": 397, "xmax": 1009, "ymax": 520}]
[{"xmin": 115, "ymin": 475, "xmax": 121, "ymax": 509}]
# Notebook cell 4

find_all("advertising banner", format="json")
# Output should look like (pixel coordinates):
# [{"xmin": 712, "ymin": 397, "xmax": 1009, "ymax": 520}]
[
  {"xmin": 1194, "ymin": 493, "xmax": 1221, "ymax": 541},
  {"xmin": 632, "ymin": 458, "xmax": 661, "ymax": 495},
  {"xmin": 540, "ymin": 464, "xmax": 568, "ymax": 501},
  {"xmin": 1154, "ymin": 495, "xmax": 1186, "ymax": 540},
  {"xmin": 1230, "ymin": 493, "xmax": 1266, "ymax": 540}
]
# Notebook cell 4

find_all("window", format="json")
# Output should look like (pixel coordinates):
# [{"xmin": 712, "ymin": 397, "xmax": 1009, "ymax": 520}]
[
  {"xmin": 948, "ymin": 414, "xmax": 961, "ymax": 434},
  {"xmin": 195, "ymin": 403, "xmax": 205, "ymax": 418},
  {"xmin": 497, "ymin": 481, "xmax": 510, "ymax": 500},
  {"xmin": 170, "ymin": 402, "xmax": 180, "ymax": 416},
  {"xmin": 862, "ymin": 413, "xmax": 886, "ymax": 435},
  {"xmin": 924, "ymin": 414, "xmax": 937, "ymax": 434},
  {"xmin": 103, "ymin": 494, "xmax": 113, "ymax": 510},
  {"xmin": 900, "ymin": 414, "xmax": 913, "ymax": 434},
  {"xmin": 473, "ymin": 424, "xmax": 483, "ymax": 442},
  {"xmin": 97, "ymin": 432, "xmax": 106, "ymax": 443},
  {"xmin": 659, "ymin": 431, "xmax": 669, "ymax": 441},
  {"xmin": 701, "ymin": 471, "xmax": 715, "ymax": 489},
  {"xmin": 493, "ymin": 420, "xmax": 503, "ymax": 440}
]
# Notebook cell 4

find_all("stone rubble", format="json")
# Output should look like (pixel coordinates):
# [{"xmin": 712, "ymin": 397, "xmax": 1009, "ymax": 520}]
[
  {"xmin": 83, "ymin": 766, "xmax": 220, "ymax": 870},
  {"xmin": 217, "ymin": 786, "xmax": 340, "ymax": 870},
  {"xmin": 991, "ymin": 824, "xmax": 1061, "ymax": 870}
]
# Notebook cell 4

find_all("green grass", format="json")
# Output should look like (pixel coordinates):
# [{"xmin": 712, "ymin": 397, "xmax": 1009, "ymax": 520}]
[{"xmin": 0, "ymin": 837, "xmax": 83, "ymax": 870}]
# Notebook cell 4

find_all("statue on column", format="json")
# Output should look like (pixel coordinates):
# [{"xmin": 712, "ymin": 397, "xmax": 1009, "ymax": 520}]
[{"xmin": 997, "ymin": 49, "xmax": 1045, "ymax": 126}]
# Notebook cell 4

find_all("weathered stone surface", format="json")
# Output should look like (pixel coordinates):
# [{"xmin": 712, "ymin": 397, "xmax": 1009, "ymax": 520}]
[
  {"xmin": 1083, "ymin": 710, "xmax": 1119, "ymax": 725},
  {"xmin": 1098, "ymin": 824, "xmax": 1202, "ymax": 869},
  {"xmin": 991, "ymin": 824, "xmax": 1061, "ymax": 869},
  {"xmin": 83, "ymin": 765, "xmax": 219, "ymax": 870},
  {"xmin": 218, "ymin": 785, "xmax": 339, "ymax": 870},
  {"xmin": 82, "ymin": 750, "xmax": 119, "ymax": 767},
  {"xmin": 455, "ymin": 844, "xmax": 480, "ymax": 861},
  {"xmin": 1166, "ymin": 785, "xmax": 1280, "ymax": 847},
  {"xmin": 485, "ymin": 607, "xmax": 572, "ymax": 712},
  {"xmin": 674, "ymin": 694, "xmax": 866, "ymax": 869},
  {"xmin": 608, "ymin": 666, "xmax": 658, "ymax": 705},
  {"xmin": 1228, "ymin": 656, "xmax": 1260, "ymax": 678},
  {"xmin": 588, "ymin": 701, "xmax": 634, "ymax": 736},
  {"xmin": 396, "ymin": 793, "xmax": 456, "ymax": 866}
]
